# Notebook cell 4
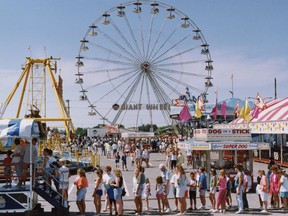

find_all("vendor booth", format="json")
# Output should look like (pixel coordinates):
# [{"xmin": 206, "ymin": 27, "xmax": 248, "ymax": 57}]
[
  {"xmin": 178, "ymin": 128, "xmax": 269, "ymax": 188},
  {"xmin": 0, "ymin": 119, "xmax": 40, "ymax": 213},
  {"xmin": 215, "ymin": 97, "xmax": 288, "ymax": 167}
]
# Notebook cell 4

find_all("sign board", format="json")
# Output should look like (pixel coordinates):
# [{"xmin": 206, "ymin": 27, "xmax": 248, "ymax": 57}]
[
  {"xmin": 194, "ymin": 128, "xmax": 252, "ymax": 142},
  {"xmin": 211, "ymin": 142, "xmax": 258, "ymax": 150},
  {"xmin": 189, "ymin": 141, "xmax": 211, "ymax": 150},
  {"xmin": 121, "ymin": 132, "xmax": 154, "ymax": 138},
  {"xmin": 177, "ymin": 141, "xmax": 189, "ymax": 149},
  {"xmin": 257, "ymin": 142, "xmax": 270, "ymax": 150}
]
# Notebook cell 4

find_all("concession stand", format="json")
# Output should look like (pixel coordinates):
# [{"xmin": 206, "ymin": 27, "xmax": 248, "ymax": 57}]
[{"xmin": 178, "ymin": 128, "xmax": 269, "ymax": 187}]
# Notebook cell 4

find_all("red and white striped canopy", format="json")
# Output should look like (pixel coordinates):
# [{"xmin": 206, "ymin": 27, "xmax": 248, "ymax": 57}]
[{"xmin": 230, "ymin": 98, "xmax": 288, "ymax": 124}]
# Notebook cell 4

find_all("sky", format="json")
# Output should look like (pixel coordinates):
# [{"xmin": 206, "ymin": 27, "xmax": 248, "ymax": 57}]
[{"xmin": 0, "ymin": 0, "xmax": 287, "ymax": 129}]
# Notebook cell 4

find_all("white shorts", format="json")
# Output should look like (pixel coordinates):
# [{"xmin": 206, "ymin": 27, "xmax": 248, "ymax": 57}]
[
  {"xmin": 260, "ymin": 191, "xmax": 269, "ymax": 201},
  {"xmin": 210, "ymin": 187, "xmax": 216, "ymax": 194},
  {"xmin": 256, "ymin": 184, "xmax": 261, "ymax": 195},
  {"xmin": 176, "ymin": 187, "xmax": 185, "ymax": 198},
  {"xmin": 59, "ymin": 182, "xmax": 69, "ymax": 190}
]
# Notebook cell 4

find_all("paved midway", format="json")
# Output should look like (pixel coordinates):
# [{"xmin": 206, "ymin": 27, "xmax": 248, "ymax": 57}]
[{"xmin": 39, "ymin": 151, "xmax": 287, "ymax": 216}]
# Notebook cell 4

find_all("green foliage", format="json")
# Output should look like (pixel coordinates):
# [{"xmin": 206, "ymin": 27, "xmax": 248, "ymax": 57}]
[
  {"xmin": 137, "ymin": 124, "xmax": 158, "ymax": 132},
  {"xmin": 76, "ymin": 127, "xmax": 87, "ymax": 136}
]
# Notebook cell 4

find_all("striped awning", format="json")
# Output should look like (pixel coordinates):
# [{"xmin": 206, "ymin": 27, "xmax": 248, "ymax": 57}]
[
  {"xmin": 0, "ymin": 119, "xmax": 39, "ymax": 139},
  {"xmin": 230, "ymin": 98, "xmax": 286, "ymax": 124}
]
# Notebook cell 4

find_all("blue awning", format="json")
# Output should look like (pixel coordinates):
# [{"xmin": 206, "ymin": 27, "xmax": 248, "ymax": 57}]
[{"xmin": 0, "ymin": 119, "xmax": 39, "ymax": 139}]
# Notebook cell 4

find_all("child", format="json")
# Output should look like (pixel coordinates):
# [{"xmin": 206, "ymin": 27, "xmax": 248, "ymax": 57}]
[
  {"xmin": 143, "ymin": 177, "xmax": 151, "ymax": 210},
  {"xmin": 156, "ymin": 176, "xmax": 165, "ymax": 214},
  {"xmin": 57, "ymin": 158, "xmax": 70, "ymax": 208},
  {"xmin": 3, "ymin": 150, "xmax": 13, "ymax": 187},
  {"xmin": 131, "ymin": 155, "xmax": 135, "ymax": 167},
  {"xmin": 115, "ymin": 152, "xmax": 120, "ymax": 168},
  {"xmin": 188, "ymin": 172, "xmax": 197, "ymax": 210},
  {"xmin": 121, "ymin": 153, "xmax": 128, "ymax": 171}
]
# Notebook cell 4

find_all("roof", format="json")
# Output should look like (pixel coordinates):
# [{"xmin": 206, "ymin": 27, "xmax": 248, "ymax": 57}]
[
  {"xmin": 230, "ymin": 98, "xmax": 287, "ymax": 124},
  {"xmin": 0, "ymin": 119, "xmax": 39, "ymax": 139}
]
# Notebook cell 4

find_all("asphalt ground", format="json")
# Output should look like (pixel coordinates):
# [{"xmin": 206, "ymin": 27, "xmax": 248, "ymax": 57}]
[{"xmin": 38, "ymin": 151, "xmax": 288, "ymax": 216}]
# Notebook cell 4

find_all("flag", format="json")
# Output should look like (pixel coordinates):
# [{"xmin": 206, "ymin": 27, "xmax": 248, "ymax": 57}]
[
  {"xmin": 179, "ymin": 104, "xmax": 191, "ymax": 123},
  {"xmin": 198, "ymin": 95, "xmax": 205, "ymax": 111},
  {"xmin": 255, "ymin": 93, "xmax": 268, "ymax": 110},
  {"xmin": 221, "ymin": 101, "xmax": 227, "ymax": 119},
  {"xmin": 244, "ymin": 99, "xmax": 251, "ymax": 122},
  {"xmin": 195, "ymin": 101, "xmax": 202, "ymax": 118},
  {"xmin": 251, "ymin": 106, "xmax": 260, "ymax": 119},
  {"xmin": 211, "ymin": 104, "xmax": 217, "ymax": 119},
  {"xmin": 211, "ymin": 88, "xmax": 218, "ymax": 119},
  {"xmin": 234, "ymin": 100, "xmax": 239, "ymax": 116},
  {"xmin": 238, "ymin": 107, "xmax": 244, "ymax": 119}
]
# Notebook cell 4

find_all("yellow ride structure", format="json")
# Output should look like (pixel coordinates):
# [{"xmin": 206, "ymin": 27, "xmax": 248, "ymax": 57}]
[{"xmin": 0, "ymin": 57, "xmax": 75, "ymax": 142}]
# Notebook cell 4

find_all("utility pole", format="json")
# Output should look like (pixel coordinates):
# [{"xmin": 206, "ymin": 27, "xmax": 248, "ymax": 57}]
[{"xmin": 65, "ymin": 99, "xmax": 70, "ymax": 116}]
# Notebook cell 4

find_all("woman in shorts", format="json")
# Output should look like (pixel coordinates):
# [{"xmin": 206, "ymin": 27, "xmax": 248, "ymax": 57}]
[
  {"xmin": 93, "ymin": 168, "xmax": 103, "ymax": 216},
  {"xmin": 74, "ymin": 168, "xmax": 88, "ymax": 216},
  {"xmin": 259, "ymin": 170, "xmax": 269, "ymax": 213}
]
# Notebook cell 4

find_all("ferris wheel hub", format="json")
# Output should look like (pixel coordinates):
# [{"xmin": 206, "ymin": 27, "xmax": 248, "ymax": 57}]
[{"xmin": 141, "ymin": 61, "xmax": 151, "ymax": 70}]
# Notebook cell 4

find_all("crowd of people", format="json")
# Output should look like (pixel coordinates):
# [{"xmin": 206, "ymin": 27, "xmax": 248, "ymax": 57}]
[{"xmin": 2, "ymin": 135, "xmax": 288, "ymax": 216}]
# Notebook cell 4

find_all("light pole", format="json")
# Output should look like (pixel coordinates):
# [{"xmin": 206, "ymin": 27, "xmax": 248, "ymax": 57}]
[{"xmin": 65, "ymin": 99, "xmax": 70, "ymax": 116}]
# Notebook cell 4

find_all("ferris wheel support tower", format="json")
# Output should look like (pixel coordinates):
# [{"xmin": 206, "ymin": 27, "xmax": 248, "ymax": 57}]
[{"xmin": 0, "ymin": 57, "xmax": 75, "ymax": 140}]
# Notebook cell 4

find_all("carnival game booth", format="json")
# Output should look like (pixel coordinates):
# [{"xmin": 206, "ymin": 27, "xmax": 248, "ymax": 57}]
[
  {"xmin": 216, "ymin": 97, "xmax": 288, "ymax": 167},
  {"xmin": 0, "ymin": 119, "xmax": 40, "ymax": 213},
  {"xmin": 178, "ymin": 128, "xmax": 269, "ymax": 190}
]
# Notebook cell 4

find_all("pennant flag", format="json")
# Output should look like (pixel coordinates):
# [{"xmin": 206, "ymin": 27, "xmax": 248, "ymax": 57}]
[
  {"xmin": 179, "ymin": 104, "xmax": 191, "ymax": 123},
  {"xmin": 251, "ymin": 106, "xmax": 260, "ymax": 119},
  {"xmin": 221, "ymin": 101, "xmax": 227, "ymax": 119},
  {"xmin": 198, "ymin": 95, "xmax": 205, "ymax": 112},
  {"xmin": 234, "ymin": 100, "xmax": 239, "ymax": 116},
  {"xmin": 244, "ymin": 99, "xmax": 251, "ymax": 122},
  {"xmin": 238, "ymin": 107, "xmax": 244, "ymax": 119},
  {"xmin": 211, "ymin": 88, "xmax": 218, "ymax": 119},
  {"xmin": 211, "ymin": 104, "xmax": 217, "ymax": 119},
  {"xmin": 255, "ymin": 93, "xmax": 268, "ymax": 110},
  {"xmin": 195, "ymin": 101, "xmax": 202, "ymax": 118}
]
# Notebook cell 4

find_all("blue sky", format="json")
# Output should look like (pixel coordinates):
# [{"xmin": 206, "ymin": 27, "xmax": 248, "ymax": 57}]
[{"xmin": 0, "ymin": 0, "xmax": 287, "ymax": 128}]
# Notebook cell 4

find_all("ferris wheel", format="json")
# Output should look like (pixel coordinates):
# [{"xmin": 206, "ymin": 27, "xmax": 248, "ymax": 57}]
[{"xmin": 75, "ymin": 0, "xmax": 213, "ymax": 129}]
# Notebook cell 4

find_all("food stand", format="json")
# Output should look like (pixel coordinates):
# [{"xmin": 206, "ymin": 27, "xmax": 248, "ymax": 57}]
[{"xmin": 178, "ymin": 128, "xmax": 269, "ymax": 188}]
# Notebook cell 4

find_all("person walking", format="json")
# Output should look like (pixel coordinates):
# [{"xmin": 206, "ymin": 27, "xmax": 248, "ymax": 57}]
[
  {"xmin": 57, "ymin": 158, "xmax": 70, "ymax": 208},
  {"xmin": 133, "ymin": 165, "xmax": 145, "ymax": 215},
  {"xmin": 209, "ymin": 168, "xmax": 217, "ymax": 212},
  {"xmin": 270, "ymin": 165, "xmax": 280, "ymax": 208},
  {"xmin": 155, "ymin": 176, "xmax": 165, "ymax": 215},
  {"xmin": 143, "ymin": 178, "xmax": 151, "ymax": 211},
  {"xmin": 159, "ymin": 164, "xmax": 171, "ymax": 213},
  {"xmin": 92, "ymin": 168, "xmax": 103, "ymax": 216},
  {"xmin": 278, "ymin": 169, "xmax": 288, "ymax": 211},
  {"xmin": 11, "ymin": 138, "xmax": 23, "ymax": 187},
  {"xmin": 170, "ymin": 170, "xmax": 179, "ymax": 211},
  {"xmin": 259, "ymin": 169, "xmax": 269, "ymax": 213},
  {"xmin": 121, "ymin": 153, "xmax": 128, "ymax": 171},
  {"xmin": 175, "ymin": 165, "xmax": 187, "ymax": 215},
  {"xmin": 215, "ymin": 169, "xmax": 227, "ymax": 213},
  {"xmin": 102, "ymin": 166, "xmax": 116, "ymax": 213},
  {"xmin": 187, "ymin": 172, "xmax": 197, "ymax": 210},
  {"xmin": 110, "ymin": 168, "xmax": 124, "ymax": 216},
  {"xmin": 235, "ymin": 163, "xmax": 244, "ymax": 214},
  {"xmin": 198, "ymin": 167, "xmax": 207, "ymax": 209},
  {"xmin": 74, "ymin": 168, "xmax": 88, "ymax": 216}
]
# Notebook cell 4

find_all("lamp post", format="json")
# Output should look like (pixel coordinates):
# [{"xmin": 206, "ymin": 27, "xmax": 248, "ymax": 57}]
[{"xmin": 65, "ymin": 99, "xmax": 70, "ymax": 116}]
